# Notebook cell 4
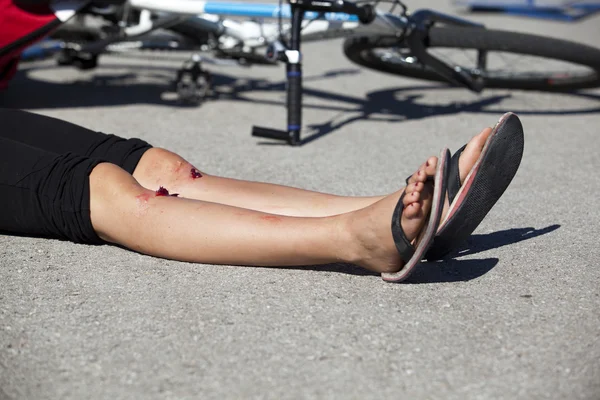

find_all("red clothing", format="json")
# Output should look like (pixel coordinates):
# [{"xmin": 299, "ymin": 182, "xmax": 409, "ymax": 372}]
[{"xmin": 0, "ymin": 1, "xmax": 59, "ymax": 89}]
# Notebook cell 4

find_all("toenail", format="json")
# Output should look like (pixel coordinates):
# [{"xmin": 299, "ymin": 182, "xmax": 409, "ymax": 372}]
[{"xmin": 425, "ymin": 161, "xmax": 430, "ymax": 167}]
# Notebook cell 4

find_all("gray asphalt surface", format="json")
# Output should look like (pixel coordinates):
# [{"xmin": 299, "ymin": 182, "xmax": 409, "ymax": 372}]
[{"xmin": 1, "ymin": 1, "xmax": 600, "ymax": 399}]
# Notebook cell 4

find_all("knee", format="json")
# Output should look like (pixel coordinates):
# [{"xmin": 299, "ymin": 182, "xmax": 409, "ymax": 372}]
[
  {"xmin": 91, "ymin": 162, "xmax": 146, "ymax": 195},
  {"xmin": 89, "ymin": 162, "xmax": 152, "ymax": 242},
  {"xmin": 132, "ymin": 147, "xmax": 205, "ymax": 190}
]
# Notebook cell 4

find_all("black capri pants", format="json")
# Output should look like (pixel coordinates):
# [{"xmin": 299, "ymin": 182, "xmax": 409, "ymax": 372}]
[{"xmin": 0, "ymin": 108, "xmax": 153, "ymax": 244}]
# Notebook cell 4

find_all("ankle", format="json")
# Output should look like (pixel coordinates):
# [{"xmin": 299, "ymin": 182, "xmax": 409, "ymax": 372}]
[{"xmin": 333, "ymin": 212, "xmax": 364, "ymax": 265}]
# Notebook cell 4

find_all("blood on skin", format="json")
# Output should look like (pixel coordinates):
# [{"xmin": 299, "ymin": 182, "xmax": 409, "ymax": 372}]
[
  {"xmin": 136, "ymin": 193, "xmax": 151, "ymax": 202},
  {"xmin": 134, "ymin": 193, "xmax": 151, "ymax": 217},
  {"xmin": 155, "ymin": 186, "xmax": 179, "ymax": 197},
  {"xmin": 191, "ymin": 168, "xmax": 202, "ymax": 179}
]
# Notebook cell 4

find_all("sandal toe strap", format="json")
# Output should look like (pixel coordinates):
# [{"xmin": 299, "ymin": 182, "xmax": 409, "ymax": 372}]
[{"xmin": 391, "ymin": 192, "xmax": 415, "ymax": 262}]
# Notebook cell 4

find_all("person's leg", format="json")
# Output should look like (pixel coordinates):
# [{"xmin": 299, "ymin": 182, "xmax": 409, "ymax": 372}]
[
  {"xmin": 0, "ymin": 108, "xmax": 153, "ymax": 174},
  {"xmin": 0, "ymin": 108, "xmax": 394, "ymax": 217},
  {"xmin": 130, "ymin": 128, "xmax": 493, "ymax": 217},
  {"xmin": 89, "ymin": 158, "xmax": 438, "ymax": 273},
  {"xmin": 0, "ymin": 137, "xmax": 104, "ymax": 244},
  {"xmin": 0, "ymin": 132, "xmax": 437, "ymax": 273},
  {"xmin": 0, "ymin": 108, "xmax": 491, "ymax": 219},
  {"xmin": 132, "ymin": 147, "xmax": 388, "ymax": 217},
  {"xmin": 0, "ymin": 109, "xmax": 445, "ymax": 273}
]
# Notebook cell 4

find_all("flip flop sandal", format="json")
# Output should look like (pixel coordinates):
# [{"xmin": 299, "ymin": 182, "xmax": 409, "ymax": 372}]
[
  {"xmin": 382, "ymin": 148, "xmax": 450, "ymax": 282},
  {"xmin": 425, "ymin": 112, "xmax": 525, "ymax": 261}
]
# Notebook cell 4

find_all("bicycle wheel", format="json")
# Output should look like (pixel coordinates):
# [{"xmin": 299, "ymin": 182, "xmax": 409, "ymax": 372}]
[{"xmin": 343, "ymin": 27, "xmax": 600, "ymax": 91}]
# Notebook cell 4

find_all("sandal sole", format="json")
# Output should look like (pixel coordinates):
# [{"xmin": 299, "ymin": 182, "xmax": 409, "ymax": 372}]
[{"xmin": 425, "ymin": 112, "xmax": 525, "ymax": 261}]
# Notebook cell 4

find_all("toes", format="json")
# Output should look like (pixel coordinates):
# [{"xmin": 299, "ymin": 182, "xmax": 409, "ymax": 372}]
[
  {"xmin": 423, "ymin": 156, "xmax": 437, "ymax": 177},
  {"xmin": 458, "ymin": 127, "xmax": 493, "ymax": 184},
  {"xmin": 467, "ymin": 127, "xmax": 493, "ymax": 151},
  {"xmin": 403, "ymin": 189, "xmax": 421, "ymax": 207},
  {"xmin": 406, "ymin": 167, "xmax": 422, "ymax": 185},
  {"xmin": 403, "ymin": 201, "xmax": 421, "ymax": 219},
  {"xmin": 407, "ymin": 158, "xmax": 435, "ymax": 184},
  {"xmin": 415, "ymin": 164, "xmax": 433, "ymax": 182},
  {"xmin": 406, "ymin": 156, "xmax": 438, "ymax": 194},
  {"xmin": 476, "ymin": 127, "xmax": 493, "ymax": 146}
]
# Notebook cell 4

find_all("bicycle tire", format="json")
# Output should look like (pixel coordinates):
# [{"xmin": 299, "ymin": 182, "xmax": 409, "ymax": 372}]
[{"xmin": 343, "ymin": 27, "xmax": 600, "ymax": 91}]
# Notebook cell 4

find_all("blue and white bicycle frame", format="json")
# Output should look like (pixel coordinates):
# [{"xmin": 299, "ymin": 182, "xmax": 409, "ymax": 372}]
[
  {"xmin": 31, "ymin": 0, "xmax": 486, "ymax": 144},
  {"xmin": 123, "ymin": 0, "xmax": 404, "ymax": 53}
]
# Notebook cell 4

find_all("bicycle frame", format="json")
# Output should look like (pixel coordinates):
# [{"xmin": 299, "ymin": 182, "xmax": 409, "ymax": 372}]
[
  {"xmin": 130, "ymin": 0, "xmax": 361, "ymax": 20},
  {"xmin": 119, "ymin": 2, "xmax": 416, "ymax": 145},
  {"xmin": 122, "ymin": 1, "xmax": 410, "ymax": 49},
  {"xmin": 47, "ymin": 0, "xmax": 486, "ymax": 145}
]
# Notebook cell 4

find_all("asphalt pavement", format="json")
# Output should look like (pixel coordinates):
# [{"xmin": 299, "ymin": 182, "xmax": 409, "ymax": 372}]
[{"xmin": 1, "ymin": 1, "xmax": 599, "ymax": 399}]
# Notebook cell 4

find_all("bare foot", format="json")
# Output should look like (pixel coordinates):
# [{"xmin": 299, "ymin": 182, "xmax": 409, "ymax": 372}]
[
  {"xmin": 407, "ymin": 127, "xmax": 494, "ymax": 224},
  {"xmin": 347, "ymin": 157, "xmax": 438, "ymax": 273}
]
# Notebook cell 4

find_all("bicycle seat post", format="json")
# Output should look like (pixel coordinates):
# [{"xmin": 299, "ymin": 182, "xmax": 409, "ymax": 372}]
[
  {"xmin": 252, "ymin": 2, "xmax": 304, "ymax": 145},
  {"xmin": 286, "ymin": 4, "xmax": 304, "ymax": 145}
]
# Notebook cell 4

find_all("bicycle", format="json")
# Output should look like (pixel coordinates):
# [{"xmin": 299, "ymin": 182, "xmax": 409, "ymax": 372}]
[{"xmin": 24, "ymin": 0, "xmax": 600, "ymax": 145}]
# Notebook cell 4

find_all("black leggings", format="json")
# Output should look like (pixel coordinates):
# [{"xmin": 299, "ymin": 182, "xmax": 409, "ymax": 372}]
[{"xmin": 0, "ymin": 108, "xmax": 153, "ymax": 244}]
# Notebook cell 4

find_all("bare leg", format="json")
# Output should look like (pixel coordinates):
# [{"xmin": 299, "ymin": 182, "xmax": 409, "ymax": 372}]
[
  {"xmin": 131, "ymin": 129, "xmax": 493, "ymax": 218},
  {"xmin": 131, "ymin": 148, "xmax": 385, "ymax": 217},
  {"xmin": 90, "ymin": 159, "xmax": 438, "ymax": 273}
]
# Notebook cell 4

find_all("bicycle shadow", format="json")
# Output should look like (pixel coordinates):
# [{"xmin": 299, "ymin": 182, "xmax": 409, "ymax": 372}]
[
  {"xmin": 0, "ymin": 65, "xmax": 180, "ymax": 109},
  {"xmin": 211, "ymin": 72, "xmax": 600, "ymax": 116},
  {"xmin": 3, "ymin": 63, "xmax": 599, "ymax": 145},
  {"xmin": 181, "ymin": 69, "xmax": 600, "ymax": 146},
  {"xmin": 0, "ymin": 63, "xmax": 361, "ymax": 109},
  {"xmin": 249, "ymin": 84, "xmax": 600, "ymax": 145}
]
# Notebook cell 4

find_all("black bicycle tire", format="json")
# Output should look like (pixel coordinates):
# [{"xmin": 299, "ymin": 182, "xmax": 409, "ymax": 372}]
[{"xmin": 343, "ymin": 27, "xmax": 600, "ymax": 91}]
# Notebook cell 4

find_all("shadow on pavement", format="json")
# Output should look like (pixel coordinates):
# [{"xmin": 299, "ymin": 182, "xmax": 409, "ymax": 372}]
[
  {"xmin": 1, "ymin": 225, "xmax": 559, "ymax": 284},
  {"xmin": 449, "ymin": 224, "xmax": 561, "ymax": 259},
  {"xmin": 0, "ymin": 64, "xmax": 363, "ymax": 109},
  {"xmin": 402, "ymin": 224, "xmax": 560, "ymax": 284},
  {"xmin": 0, "ymin": 66, "xmax": 181, "ymax": 109},
  {"xmin": 406, "ymin": 258, "xmax": 499, "ymax": 284},
  {"xmin": 270, "ymin": 257, "xmax": 500, "ymax": 283},
  {"xmin": 305, "ymin": 224, "xmax": 560, "ymax": 282},
  {"xmin": 299, "ymin": 89, "xmax": 600, "ymax": 145},
  {"xmin": 3, "ymin": 65, "xmax": 599, "ymax": 145}
]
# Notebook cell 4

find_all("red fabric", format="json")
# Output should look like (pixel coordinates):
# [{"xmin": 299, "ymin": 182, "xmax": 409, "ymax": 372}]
[{"xmin": 0, "ymin": 1, "xmax": 58, "ymax": 89}]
